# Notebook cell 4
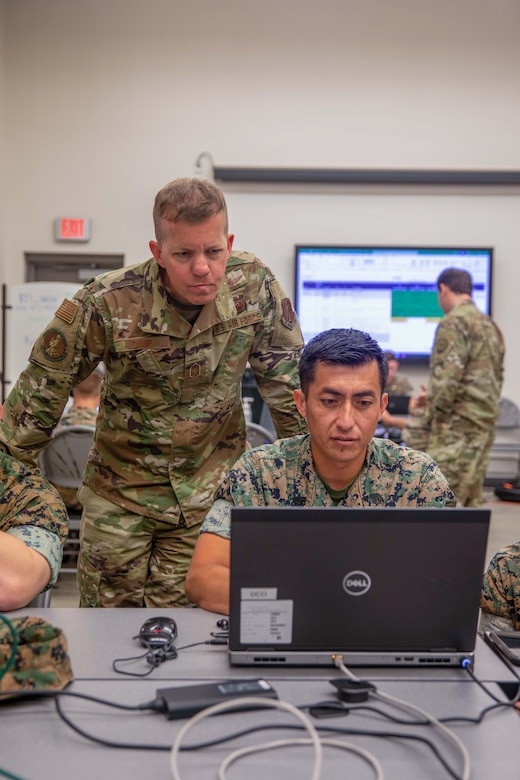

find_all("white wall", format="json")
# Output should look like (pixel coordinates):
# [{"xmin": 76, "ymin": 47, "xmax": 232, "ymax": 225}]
[{"xmin": 1, "ymin": 0, "xmax": 519, "ymax": 395}]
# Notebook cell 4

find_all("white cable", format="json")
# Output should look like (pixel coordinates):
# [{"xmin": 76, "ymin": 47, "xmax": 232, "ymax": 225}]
[
  {"xmin": 334, "ymin": 657, "xmax": 471, "ymax": 780},
  {"xmin": 333, "ymin": 656, "xmax": 359, "ymax": 680},
  {"xmin": 219, "ymin": 737, "xmax": 384, "ymax": 780},
  {"xmin": 372, "ymin": 689, "xmax": 471, "ymax": 780},
  {"xmin": 169, "ymin": 696, "xmax": 322, "ymax": 780}
]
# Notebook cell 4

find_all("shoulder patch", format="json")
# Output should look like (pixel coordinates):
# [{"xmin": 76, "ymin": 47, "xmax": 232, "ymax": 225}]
[
  {"xmin": 434, "ymin": 337, "xmax": 449, "ymax": 354},
  {"xmin": 55, "ymin": 298, "xmax": 78, "ymax": 324},
  {"xmin": 281, "ymin": 298, "xmax": 297, "ymax": 330},
  {"xmin": 233, "ymin": 295, "xmax": 246, "ymax": 314},
  {"xmin": 40, "ymin": 329, "xmax": 68, "ymax": 362}
]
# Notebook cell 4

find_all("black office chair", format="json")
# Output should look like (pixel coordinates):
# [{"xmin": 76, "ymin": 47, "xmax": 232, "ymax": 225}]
[
  {"xmin": 26, "ymin": 590, "xmax": 52, "ymax": 608},
  {"xmin": 246, "ymin": 422, "xmax": 276, "ymax": 449},
  {"xmin": 39, "ymin": 425, "xmax": 95, "ymax": 490},
  {"xmin": 39, "ymin": 425, "xmax": 95, "ymax": 573}
]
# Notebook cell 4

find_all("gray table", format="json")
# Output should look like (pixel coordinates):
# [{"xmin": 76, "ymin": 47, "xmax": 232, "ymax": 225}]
[{"xmin": 1, "ymin": 607, "xmax": 518, "ymax": 779}]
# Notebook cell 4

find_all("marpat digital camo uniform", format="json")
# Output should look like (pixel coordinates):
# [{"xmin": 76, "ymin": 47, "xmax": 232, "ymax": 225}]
[
  {"xmin": 0, "ymin": 252, "xmax": 305, "ymax": 606},
  {"xmin": 480, "ymin": 542, "xmax": 520, "ymax": 633},
  {"xmin": 0, "ymin": 450, "xmax": 68, "ymax": 589},
  {"xmin": 199, "ymin": 434, "xmax": 456, "ymax": 538},
  {"xmin": 427, "ymin": 299, "xmax": 505, "ymax": 506}
]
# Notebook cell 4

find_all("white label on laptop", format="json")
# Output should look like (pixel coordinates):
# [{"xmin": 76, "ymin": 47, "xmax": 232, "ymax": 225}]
[
  {"xmin": 240, "ymin": 600, "xmax": 293, "ymax": 644},
  {"xmin": 241, "ymin": 588, "xmax": 277, "ymax": 600}
]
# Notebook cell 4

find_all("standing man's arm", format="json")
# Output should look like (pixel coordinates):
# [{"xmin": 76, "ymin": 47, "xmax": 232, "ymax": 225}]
[
  {"xmin": 0, "ymin": 288, "xmax": 103, "ymax": 466},
  {"xmin": 249, "ymin": 276, "xmax": 306, "ymax": 438},
  {"xmin": 428, "ymin": 319, "xmax": 468, "ymax": 425}
]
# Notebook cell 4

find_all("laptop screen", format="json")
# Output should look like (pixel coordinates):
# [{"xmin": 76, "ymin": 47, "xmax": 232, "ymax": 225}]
[
  {"xmin": 229, "ymin": 507, "xmax": 490, "ymax": 666},
  {"xmin": 385, "ymin": 395, "xmax": 411, "ymax": 415}
]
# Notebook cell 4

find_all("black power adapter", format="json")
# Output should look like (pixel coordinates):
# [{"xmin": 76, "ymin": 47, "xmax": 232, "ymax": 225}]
[{"xmin": 155, "ymin": 679, "xmax": 278, "ymax": 719}]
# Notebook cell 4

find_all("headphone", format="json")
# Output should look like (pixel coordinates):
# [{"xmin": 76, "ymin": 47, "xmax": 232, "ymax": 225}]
[{"xmin": 137, "ymin": 617, "xmax": 178, "ymax": 666}]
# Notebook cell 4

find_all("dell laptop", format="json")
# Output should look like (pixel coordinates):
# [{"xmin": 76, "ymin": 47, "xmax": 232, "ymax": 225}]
[
  {"xmin": 229, "ymin": 506, "xmax": 490, "ymax": 667},
  {"xmin": 385, "ymin": 395, "xmax": 411, "ymax": 415}
]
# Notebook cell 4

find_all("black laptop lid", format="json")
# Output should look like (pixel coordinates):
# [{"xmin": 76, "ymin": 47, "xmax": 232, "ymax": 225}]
[
  {"xmin": 386, "ymin": 395, "xmax": 411, "ymax": 415},
  {"xmin": 229, "ymin": 507, "xmax": 490, "ymax": 654}
]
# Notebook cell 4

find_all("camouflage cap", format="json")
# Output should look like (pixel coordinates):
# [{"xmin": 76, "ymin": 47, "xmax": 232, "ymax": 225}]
[{"xmin": 0, "ymin": 615, "xmax": 74, "ymax": 695}]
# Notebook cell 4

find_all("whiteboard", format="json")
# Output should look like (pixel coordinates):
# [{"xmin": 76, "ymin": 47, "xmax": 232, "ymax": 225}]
[{"xmin": 5, "ymin": 282, "xmax": 81, "ymax": 389}]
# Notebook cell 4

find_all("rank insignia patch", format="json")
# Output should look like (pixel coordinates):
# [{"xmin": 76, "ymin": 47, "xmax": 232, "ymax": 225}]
[
  {"xmin": 41, "ymin": 330, "xmax": 68, "ymax": 362},
  {"xmin": 281, "ymin": 298, "xmax": 297, "ymax": 330}
]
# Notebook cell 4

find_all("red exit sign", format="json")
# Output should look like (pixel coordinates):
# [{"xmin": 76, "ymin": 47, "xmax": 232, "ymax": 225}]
[{"xmin": 55, "ymin": 217, "xmax": 91, "ymax": 242}]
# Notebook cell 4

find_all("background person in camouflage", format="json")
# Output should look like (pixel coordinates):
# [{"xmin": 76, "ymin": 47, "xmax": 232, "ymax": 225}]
[
  {"xmin": 383, "ymin": 351, "xmax": 414, "ymax": 396},
  {"xmin": 379, "ymin": 384, "xmax": 432, "ymax": 451},
  {"xmin": 59, "ymin": 365, "xmax": 103, "ymax": 428},
  {"xmin": 0, "ymin": 178, "xmax": 305, "ymax": 608},
  {"xmin": 0, "ymin": 450, "xmax": 68, "ymax": 611},
  {"xmin": 185, "ymin": 328, "xmax": 455, "ymax": 615},
  {"xmin": 426, "ymin": 268, "xmax": 505, "ymax": 506},
  {"xmin": 479, "ymin": 541, "xmax": 520, "ymax": 633}
]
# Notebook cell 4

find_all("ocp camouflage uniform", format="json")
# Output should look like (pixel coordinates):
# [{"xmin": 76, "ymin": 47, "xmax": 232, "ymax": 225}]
[
  {"xmin": 426, "ymin": 299, "xmax": 505, "ymax": 506},
  {"xmin": 401, "ymin": 406, "xmax": 431, "ymax": 452},
  {"xmin": 0, "ymin": 450, "xmax": 68, "ymax": 590},
  {"xmin": 199, "ymin": 434, "xmax": 456, "ymax": 539},
  {"xmin": 0, "ymin": 252, "xmax": 305, "ymax": 607},
  {"xmin": 479, "ymin": 542, "xmax": 520, "ymax": 633},
  {"xmin": 384, "ymin": 374, "xmax": 414, "ymax": 397}
]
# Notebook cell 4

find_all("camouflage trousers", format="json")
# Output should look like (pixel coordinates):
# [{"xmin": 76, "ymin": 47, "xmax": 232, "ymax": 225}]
[
  {"xmin": 76, "ymin": 486, "xmax": 200, "ymax": 608},
  {"xmin": 427, "ymin": 425, "xmax": 495, "ymax": 507}
]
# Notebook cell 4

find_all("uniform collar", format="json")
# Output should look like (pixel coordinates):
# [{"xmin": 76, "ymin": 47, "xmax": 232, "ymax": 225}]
[{"xmin": 140, "ymin": 259, "xmax": 238, "ymax": 337}]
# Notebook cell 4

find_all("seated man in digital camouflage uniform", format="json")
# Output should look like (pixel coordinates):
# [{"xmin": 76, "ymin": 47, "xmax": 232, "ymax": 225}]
[
  {"xmin": 185, "ymin": 328, "xmax": 455, "ymax": 615},
  {"xmin": 0, "ymin": 450, "xmax": 69, "ymax": 611},
  {"xmin": 479, "ymin": 542, "xmax": 520, "ymax": 633}
]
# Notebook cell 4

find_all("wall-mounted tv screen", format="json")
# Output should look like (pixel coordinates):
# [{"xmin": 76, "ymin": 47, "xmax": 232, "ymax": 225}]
[{"xmin": 295, "ymin": 245, "xmax": 493, "ymax": 363}]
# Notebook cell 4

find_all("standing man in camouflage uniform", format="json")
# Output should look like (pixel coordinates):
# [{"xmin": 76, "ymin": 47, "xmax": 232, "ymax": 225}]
[
  {"xmin": 186, "ymin": 328, "xmax": 455, "ymax": 615},
  {"xmin": 426, "ymin": 268, "xmax": 505, "ymax": 506},
  {"xmin": 0, "ymin": 178, "xmax": 305, "ymax": 607}
]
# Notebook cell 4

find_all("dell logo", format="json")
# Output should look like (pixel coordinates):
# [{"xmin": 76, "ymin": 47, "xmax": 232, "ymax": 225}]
[{"xmin": 343, "ymin": 570, "xmax": 371, "ymax": 596}]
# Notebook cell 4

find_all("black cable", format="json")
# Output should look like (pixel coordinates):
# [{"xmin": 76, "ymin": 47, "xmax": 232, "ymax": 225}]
[
  {"xmin": 51, "ymin": 696, "xmax": 464, "ymax": 780},
  {"xmin": 441, "ymin": 701, "xmax": 514, "ymax": 724},
  {"xmin": 462, "ymin": 661, "xmax": 520, "ymax": 707},
  {"xmin": 2, "ymin": 670, "xmax": 517, "ymax": 780},
  {"xmin": 112, "ymin": 640, "xmax": 227, "ymax": 678},
  {"xmin": 112, "ymin": 649, "xmax": 164, "ymax": 678},
  {"xmin": 302, "ymin": 699, "xmax": 432, "ymax": 725},
  {"xmin": 0, "ymin": 687, "xmax": 156, "ymax": 711}
]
